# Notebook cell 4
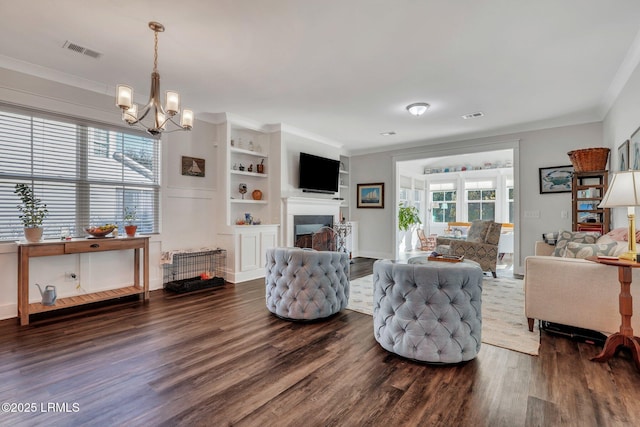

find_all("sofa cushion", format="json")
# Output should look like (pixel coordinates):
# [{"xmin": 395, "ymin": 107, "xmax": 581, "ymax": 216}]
[
  {"xmin": 467, "ymin": 220, "xmax": 491, "ymax": 243},
  {"xmin": 552, "ymin": 230, "xmax": 600, "ymax": 257},
  {"xmin": 564, "ymin": 241, "xmax": 618, "ymax": 259},
  {"xmin": 597, "ymin": 234, "xmax": 629, "ymax": 256}
]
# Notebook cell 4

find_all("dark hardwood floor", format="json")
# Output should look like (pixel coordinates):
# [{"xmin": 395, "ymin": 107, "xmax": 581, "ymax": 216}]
[{"xmin": 1, "ymin": 257, "xmax": 640, "ymax": 426}]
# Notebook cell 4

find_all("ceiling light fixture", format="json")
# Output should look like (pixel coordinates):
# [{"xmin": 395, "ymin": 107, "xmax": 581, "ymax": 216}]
[
  {"xmin": 406, "ymin": 102, "xmax": 430, "ymax": 116},
  {"xmin": 116, "ymin": 21, "xmax": 193, "ymax": 135}
]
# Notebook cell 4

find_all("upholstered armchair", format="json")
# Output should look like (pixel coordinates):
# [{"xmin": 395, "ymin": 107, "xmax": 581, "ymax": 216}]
[
  {"xmin": 265, "ymin": 247, "xmax": 349, "ymax": 320},
  {"xmin": 436, "ymin": 220, "xmax": 502, "ymax": 277}
]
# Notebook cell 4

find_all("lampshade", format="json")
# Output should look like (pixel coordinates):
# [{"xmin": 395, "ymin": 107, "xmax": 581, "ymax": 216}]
[{"xmin": 598, "ymin": 170, "xmax": 640, "ymax": 208}]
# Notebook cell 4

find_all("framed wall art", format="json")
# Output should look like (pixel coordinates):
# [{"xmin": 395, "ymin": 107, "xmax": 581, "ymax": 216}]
[
  {"xmin": 357, "ymin": 183, "xmax": 384, "ymax": 208},
  {"xmin": 181, "ymin": 156, "xmax": 205, "ymax": 177},
  {"xmin": 631, "ymin": 126, "xmax": 640, "ymax": 170},
  {"xmin": 618, "ymin": 139, "xmax": 630, "ymax": 171},
  {"xmin": 539, "ymin": 165, "xmax": 574, "ymax": 194}
]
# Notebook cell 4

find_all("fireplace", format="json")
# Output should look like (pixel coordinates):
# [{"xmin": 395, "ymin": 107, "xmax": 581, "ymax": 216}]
[
  {"xmin": 293, "ymin": 215, "xmax": 334, "ymax": 248},
  {"xmin": 282, "ymin": 197, "xmax": 341, "ymax": 247}
]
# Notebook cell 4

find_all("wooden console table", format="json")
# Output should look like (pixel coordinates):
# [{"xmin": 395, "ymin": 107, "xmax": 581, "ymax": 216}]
[
  {"xmin": 586, "ymin": 256, "xmax": 640, "ymax": 370},
  {"xmin": 17, "ymin": 236, "xmax": 150, "ymax": 326}
]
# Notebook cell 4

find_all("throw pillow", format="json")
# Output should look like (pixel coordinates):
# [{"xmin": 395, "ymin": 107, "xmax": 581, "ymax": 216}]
[
  {"xmin": 605, "ymin": 227, "xmax": 640, "ymax": 243},
  {"xmin": 552, "ymin": 230, "xmax": 600, "ymax": 257},
  {"xmin": 467, "ymin": 220, "xmax": 491, "ymax": 243},
  {"xmin": 597, "ymin": 234, "xmax": 629, "ymax": 257},
  {"xmin": 564, "ymin": 241, "xmax": 618, "ymax": 259}
]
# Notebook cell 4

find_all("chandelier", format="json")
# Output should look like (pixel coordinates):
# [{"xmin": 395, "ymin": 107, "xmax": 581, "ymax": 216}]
[{"xmin": 116, "ymin": 21, "xmax": 193, "ymax": 135}]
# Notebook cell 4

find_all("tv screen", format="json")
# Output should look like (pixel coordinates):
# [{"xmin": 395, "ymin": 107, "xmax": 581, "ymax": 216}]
[{"xmin": 299, "ymin": 152, "xmax": 340, "ymax": 194}]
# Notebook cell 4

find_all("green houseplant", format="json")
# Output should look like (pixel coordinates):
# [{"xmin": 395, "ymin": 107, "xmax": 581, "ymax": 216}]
[
  {"xmin": 124, "ymin": 206, "xmax": 138, "ymax": 237},
  {"xmin": 14, "ymin": 183, "xmax": 49, "ymax": 242},
  {"xmin": 398, "ymin": 203, "xmax": 422, "ymax": 231}
]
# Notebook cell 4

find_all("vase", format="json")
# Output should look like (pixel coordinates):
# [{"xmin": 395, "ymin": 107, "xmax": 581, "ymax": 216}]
[
  {"xmin": 252, "ymin": 189, "xmax": 263, "ymax": 200},
  {"xmin": 24, "ymin": 227, "xmax": 43, "ymax": 243},
  {"xmin": 124, "ymin": 225, "xmax": 137, "ymax": 237}
]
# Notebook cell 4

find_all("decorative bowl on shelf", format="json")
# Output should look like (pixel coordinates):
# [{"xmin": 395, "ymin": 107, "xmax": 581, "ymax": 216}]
[{"xmin": 85, "ymin": 225, "xmax": 116, "ymax": 237}]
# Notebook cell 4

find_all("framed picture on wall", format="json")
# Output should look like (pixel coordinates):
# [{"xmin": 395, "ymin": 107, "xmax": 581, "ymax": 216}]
[
  {"xmin": 181, "ymin": 156, "xmax": 205, "ymax": 177},
  {"xmin": 357, "ymin": 183, "xmax": 384, "ymax": 208},
  {"xmin": 618, "ymin": 139, "xmax": 630, "ymax": 171},
  {"xmin": 631, "ymin": 126, "xmax": 640, "ymax": 170},
  {"xmin": 539, "ymin": 165, "xmax": 574, "ymax": 194}
]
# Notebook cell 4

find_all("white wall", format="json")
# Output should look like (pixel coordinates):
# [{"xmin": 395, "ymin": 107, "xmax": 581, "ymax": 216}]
[
  {"xmin": 351, "ymin": 122, "xmax": 604, "ymax": 274},
  {"xmin": 280, "ymin": 131, "xmax": 342, "ymax": 198},
  {"xmin": 603, "ymin": 59, "xmax": 640, "ymax": 226},
  {"xmin": 0, "ymin": 68, "xmax": 219, "ymax": 320}
]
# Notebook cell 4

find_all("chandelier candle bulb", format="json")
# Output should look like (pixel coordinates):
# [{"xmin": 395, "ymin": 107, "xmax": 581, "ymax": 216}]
[
  {"xmin": 165, "ymin": 91, "xmax": 180, "ymax": 114},
  {"xmin": 181, "ymin": 109, "xmax": 194, "ymax": 129},
  {"xmin": 116, "ymin": 85, "xmax": 133, "ymax": 109}
]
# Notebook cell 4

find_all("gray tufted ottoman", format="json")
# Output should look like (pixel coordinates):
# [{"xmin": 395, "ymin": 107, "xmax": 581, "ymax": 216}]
[
  {"xmin": 265, "ymin": 248, "xmax": 349, "ymax": 320},
  {"xmin": 373, "ymin": 258, "xmax": 483, "ymax": 363}
]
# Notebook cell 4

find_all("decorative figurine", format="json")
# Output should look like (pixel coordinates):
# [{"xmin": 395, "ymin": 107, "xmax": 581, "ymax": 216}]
[{"xmin": 248, "ymin": 164, "xmax": 253, "ymax": 172}]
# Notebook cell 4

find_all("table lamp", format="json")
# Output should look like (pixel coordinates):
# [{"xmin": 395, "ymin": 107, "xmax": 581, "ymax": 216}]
[{"xmin": 598, "ymin": 170, "xmax": 640, "ymax": 261}]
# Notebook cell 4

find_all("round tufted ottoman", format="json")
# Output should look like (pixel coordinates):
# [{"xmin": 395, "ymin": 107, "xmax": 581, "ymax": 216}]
[
  {"xmin": 265, "ymin": 247, "xmax": 350, "ymax": 320},
  {"xmin": 373, "ymin": 258, "xmax": 483, "ymax": 363}
]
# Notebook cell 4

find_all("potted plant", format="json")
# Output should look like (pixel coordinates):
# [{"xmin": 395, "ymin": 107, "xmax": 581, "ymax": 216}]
[
  {"xmin": 14, "ymin": 183, "xmax": 49, "ymax": 242},
  {"xmin": 398, "ymin": 203, "xmax": 422, "ymax": 231},
  {"xmin": 124, "ymin": 206, "xmax": 138, "ymax": 237}
]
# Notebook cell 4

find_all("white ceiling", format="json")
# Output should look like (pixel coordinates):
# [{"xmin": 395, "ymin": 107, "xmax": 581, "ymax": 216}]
[{"xmin": 1, "ymin": 0, "xmax": 640, "ymax": 154}]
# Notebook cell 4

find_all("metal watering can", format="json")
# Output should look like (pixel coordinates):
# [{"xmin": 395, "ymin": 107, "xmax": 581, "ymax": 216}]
[{"xmin": 35, "ymin": 284, "xmax": 57, "ymax": 306}]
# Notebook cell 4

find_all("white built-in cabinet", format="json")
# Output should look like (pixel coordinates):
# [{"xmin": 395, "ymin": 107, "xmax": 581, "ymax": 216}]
[
  {"xmin": 216, "ymin": 116, "xmax": 281, "ymax": 283},
  {"xmin": 339, "ymin": 155, "xmax": 350, "ymax": 220}
]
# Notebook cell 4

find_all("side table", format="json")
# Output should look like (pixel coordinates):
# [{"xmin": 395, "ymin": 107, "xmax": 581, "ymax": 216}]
[{"xmin": 586, "ymin": 256, "xmax": 640, "ymax": 370}]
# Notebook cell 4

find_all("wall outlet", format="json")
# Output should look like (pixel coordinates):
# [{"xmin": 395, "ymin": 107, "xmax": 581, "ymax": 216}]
[{"xmin": 560, "ymin": 210, "xmax": 568, "ymax": 219}]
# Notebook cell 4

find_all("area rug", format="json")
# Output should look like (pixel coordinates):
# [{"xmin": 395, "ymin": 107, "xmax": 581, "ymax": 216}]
[{"xmin": 347, "ymin": 274, "xmax": 540, "ymax": 356}]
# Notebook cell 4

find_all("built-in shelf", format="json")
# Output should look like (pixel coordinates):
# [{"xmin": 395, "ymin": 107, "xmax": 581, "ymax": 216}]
[
  {"xmin": 230, "ymin": 147, "xmax": 268, "ymax": 158},
  {"xmin": 230, "ymin": 170, "xmax": 268, "ymax": 178},
  {"xmin": 230, "ymin": 199, "xmax": 268, "ymax": 204}
]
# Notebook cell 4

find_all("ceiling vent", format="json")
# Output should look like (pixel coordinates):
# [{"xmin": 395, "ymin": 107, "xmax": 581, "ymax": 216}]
[
  {"xmin": 62, "ymin": 41, "xmax": 102, "ymax": 59},
  {"xmin": 462, "ymin": 112, "xmax": 484, "ymax": 120}
]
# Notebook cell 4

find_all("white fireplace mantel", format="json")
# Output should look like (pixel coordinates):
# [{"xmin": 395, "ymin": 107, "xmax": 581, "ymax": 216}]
[{"xmin": 282, "ymin": 197, "xmax": 341, "ymax": 247}]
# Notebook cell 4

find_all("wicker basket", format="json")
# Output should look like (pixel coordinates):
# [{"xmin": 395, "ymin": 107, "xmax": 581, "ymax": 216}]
[{"xmin": 567, "ymin": 147, "xmax": 610, "ymax": 172}]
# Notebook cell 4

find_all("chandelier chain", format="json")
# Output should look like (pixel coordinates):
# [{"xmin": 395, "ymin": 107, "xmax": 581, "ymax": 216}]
[{"xmin": 153, "ymin": 30, "xmax": 159, "ymax": 73}]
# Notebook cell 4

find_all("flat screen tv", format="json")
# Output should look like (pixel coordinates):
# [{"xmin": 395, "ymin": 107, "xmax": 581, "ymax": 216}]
[{"xmin": 299, "ymin": 152, "xmax": 340, "ymax": 194}]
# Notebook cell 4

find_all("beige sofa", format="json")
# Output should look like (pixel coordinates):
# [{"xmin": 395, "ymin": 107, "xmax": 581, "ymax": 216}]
[{"xmin": 524, "ymin": 241, "xmax": 640, "ymax": 335}]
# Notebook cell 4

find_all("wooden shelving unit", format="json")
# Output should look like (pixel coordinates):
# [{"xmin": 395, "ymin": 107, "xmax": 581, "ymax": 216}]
[{"xmin": 572, "ymin": 170, "xmax": 610, "ymax": 234}]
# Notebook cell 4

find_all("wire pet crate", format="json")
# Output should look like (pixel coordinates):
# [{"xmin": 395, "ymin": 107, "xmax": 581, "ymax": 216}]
[{"xmin": 163, "ymin": 248, "xmax": 226, "ymax": 293}]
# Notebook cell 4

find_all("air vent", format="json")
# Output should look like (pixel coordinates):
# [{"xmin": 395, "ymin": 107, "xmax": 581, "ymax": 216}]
[
  {"xmin": 462, "ymin": 112, "xmax": 484, "ymax": 120},
  {"xmin": 62, "ymin": 41, "xmax": 102, "ymax": 59}
]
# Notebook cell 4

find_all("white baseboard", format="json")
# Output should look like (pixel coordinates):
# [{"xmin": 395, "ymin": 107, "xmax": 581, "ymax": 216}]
[
  {"xmin": 0, "ymin": 303, "xmax": 16, "ymax": 321},
  {"xmin": 356, "ymin": 251, "xmax": 391, "ymax": 260}
]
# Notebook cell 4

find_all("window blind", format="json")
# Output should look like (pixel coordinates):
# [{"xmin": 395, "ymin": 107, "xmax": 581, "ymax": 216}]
[{"xmin": 0, "ymin": 105, "xmax": 160, "ymax": 240}]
